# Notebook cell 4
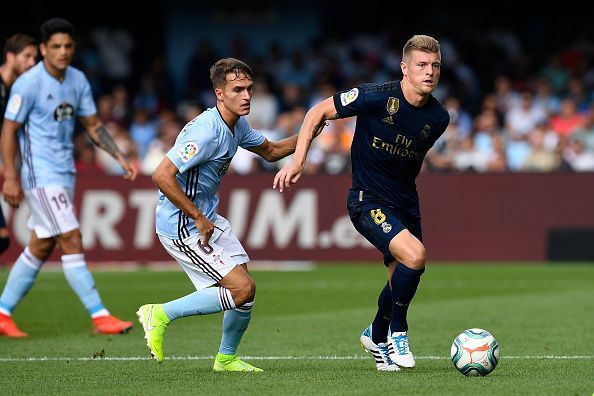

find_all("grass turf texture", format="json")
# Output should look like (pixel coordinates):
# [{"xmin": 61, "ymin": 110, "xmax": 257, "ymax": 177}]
[{"xmin": 0, "ymin": 263, "xmax": 592, "ymax": 395}]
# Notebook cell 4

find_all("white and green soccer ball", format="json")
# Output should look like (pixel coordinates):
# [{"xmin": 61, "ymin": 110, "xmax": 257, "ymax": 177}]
[{"xmin": 450, "ymin": 328, "xmax": 500, "ymax": 376}]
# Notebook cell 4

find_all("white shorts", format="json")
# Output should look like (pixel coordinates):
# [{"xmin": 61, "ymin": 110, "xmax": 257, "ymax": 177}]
[
  {"xmin": 24, "ymin": 186, "xmax": 79, "ymax": 238},
  {"xmin": 158, "ymin": 215, "xmax": 250, "ymax": 290}
]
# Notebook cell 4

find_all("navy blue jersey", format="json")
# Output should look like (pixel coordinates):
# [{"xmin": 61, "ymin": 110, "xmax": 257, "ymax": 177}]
[{"xmin": 333, "ymin": 81, "xmax": 449, "ymax": 217}]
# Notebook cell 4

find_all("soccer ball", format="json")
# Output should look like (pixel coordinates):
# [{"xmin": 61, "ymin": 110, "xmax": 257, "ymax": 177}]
[{"xmin": 450, "ymin": 328, "xmax": 499, "ymax": 376}]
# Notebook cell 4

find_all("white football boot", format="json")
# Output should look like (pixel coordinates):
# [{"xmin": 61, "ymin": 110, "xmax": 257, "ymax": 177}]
[
  {"xmin": 360, "ymin": 325, "xmax": 400, "ymax": 372},
  {"xmin": 387, "ymin": 331, "xmax": 416, "ymax": 368}
]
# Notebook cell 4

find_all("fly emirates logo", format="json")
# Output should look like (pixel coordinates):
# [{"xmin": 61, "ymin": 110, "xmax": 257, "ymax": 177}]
[{"xmin": 371, "ymin": 133, "xmax": 425, "ymax": 160}]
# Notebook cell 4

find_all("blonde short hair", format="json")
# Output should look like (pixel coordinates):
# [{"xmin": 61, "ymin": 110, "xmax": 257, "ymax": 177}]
[{"xmin": 402, "ymin": 35, "xmax": 440, "ymax": 62}]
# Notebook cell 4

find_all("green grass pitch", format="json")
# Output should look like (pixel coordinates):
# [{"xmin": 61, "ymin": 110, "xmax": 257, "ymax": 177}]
[{"xmin": 0, "ymin": 263, "xmax": 592, "ymax": 395}]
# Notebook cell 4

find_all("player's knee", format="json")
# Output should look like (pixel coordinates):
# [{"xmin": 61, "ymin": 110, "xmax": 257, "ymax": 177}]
[
  {"xmin": 402, "ymin": 246, "xmax": 426, "ymax": 270},
  {"xmin": 0, "ymin": 237, "xmax": 9, "ymax": 254},
  {"xmin": 236, "ymin": 300, "xmax": 255, "ymax": 313},
  {"xmin": 233, "ymin": 278, "xmax": 256, "ymax": 306},
  {"xmin": 57, "ymin": 230, "xmax": 83, "ymax": 252},
  {"xmin": 29, "ymin": 239, "xmax": 56, "ymax": 260},
  {"xmin": 242, "ymin": 277, "xmax": 256, "ymax": 303},
  {"xmin": 247, "ymin": 279, "xmax": 256, "ymax": 301}
]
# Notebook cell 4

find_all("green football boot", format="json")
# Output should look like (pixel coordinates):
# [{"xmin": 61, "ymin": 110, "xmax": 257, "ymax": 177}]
[
  {"xmin": 136, "ymin": 304, "xmax": 169, "ymax": 363},
  {"xmin": 212, "ymin": 353, "xmax": 263, "ymax": 372}
]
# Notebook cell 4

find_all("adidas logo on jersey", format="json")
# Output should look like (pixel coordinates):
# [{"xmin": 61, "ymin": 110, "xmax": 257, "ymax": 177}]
[{"xmin": 382, "ymin": 116, "xmax": 394, "ymax": 124}]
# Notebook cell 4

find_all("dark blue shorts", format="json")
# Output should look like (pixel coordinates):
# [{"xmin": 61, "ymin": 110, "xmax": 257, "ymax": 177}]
[{"xmin": 347, "ymin": 189, "xmax": 422, "ymax": 266}]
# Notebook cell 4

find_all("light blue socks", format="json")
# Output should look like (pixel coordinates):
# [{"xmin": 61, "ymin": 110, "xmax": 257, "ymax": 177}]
[
  {"xmin": 0, "ymin": 247, "xmax": 42, "ymax": 315},
  {"xmin": 219, "ymin": 301, "xmax": 254, "ymax": 355},
  {"xmin": 163, "ymin": 286, "xmax": 236, "ymax": 320},
  {"xmin": 160, "ymin": 286, "xmax": 253, "ymax": 355},
  {"xmin": 62, "ymin": 253, "xmax": 107, "ymax": 317}
]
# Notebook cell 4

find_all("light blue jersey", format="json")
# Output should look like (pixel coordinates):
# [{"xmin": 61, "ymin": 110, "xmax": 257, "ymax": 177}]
[
  {"xmin": 156, "ymin": 107, "xmax": 265, "ymax": 239},
  {"xmin": 4, "ymin": 62, "xmax": 96, "ymax": 190}
]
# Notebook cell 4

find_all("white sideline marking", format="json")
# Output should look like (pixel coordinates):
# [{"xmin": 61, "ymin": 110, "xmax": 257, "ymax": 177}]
[{"xmin": 0, "ymin": 355, "xmax": 592, "ymax": 362}]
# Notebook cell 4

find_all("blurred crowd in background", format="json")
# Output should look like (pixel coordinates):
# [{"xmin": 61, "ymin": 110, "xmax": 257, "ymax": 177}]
[{"xmin": 68, "ymin": 24, "xmax": 594, "ymax": 177}]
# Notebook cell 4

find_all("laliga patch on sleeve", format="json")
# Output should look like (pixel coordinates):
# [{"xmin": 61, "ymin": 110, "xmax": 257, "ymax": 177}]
[
  {"xmin": 177, "ymin": 142, "xmax": 198, "ymax": 162},
  {"xmin": 6, "ymin": 94, "xmax": 22, "ymax": 114},
  {"xmin": 340, "ymin": 88, "xmax": 359, "ymax": 106}
]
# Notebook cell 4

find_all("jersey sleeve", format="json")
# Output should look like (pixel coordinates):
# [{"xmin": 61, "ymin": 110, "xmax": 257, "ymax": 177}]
[
  {"xmin": 166, "ymin": 122, "xmax": 218, "ymax": 174},
  {"xmin": 237, "ymin": 118, "xmax": 266, "ymax": 149},
  {"xmin": 332, "ymin": 85, "xmax": 367, "ymax": 118},
  {"xmin": 4, "ymin": 77, "xmax": 36, "ymax": 124},
  {"xmin": 77, "ymin": 75, "xmax": 97, "ymax": 116}
]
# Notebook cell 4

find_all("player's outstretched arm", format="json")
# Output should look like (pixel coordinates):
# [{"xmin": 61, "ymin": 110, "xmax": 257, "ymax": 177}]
[
  {"xmin": 0, "ymin": 119, "xmax": 24, "ymax": 208},
  {"xmin": 246, "ymin": 135, "xmax": 298, "ymax": 163},
  {"xmin": 273, "ymin": 97, "xmax": 339, "ymax": 192},
  {"xmin": 80, "ymin": 114, "xmax": 138, "ymax": 181}
]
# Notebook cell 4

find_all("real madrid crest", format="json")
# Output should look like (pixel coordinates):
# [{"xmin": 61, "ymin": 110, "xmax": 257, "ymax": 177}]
[
  {"xmin": 387, "ymin": 97, "xmax": 399, "ymax": 115},
  {"xmin": 420, "ymin": 124, "xmax": 431, "ymax": 138}
]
